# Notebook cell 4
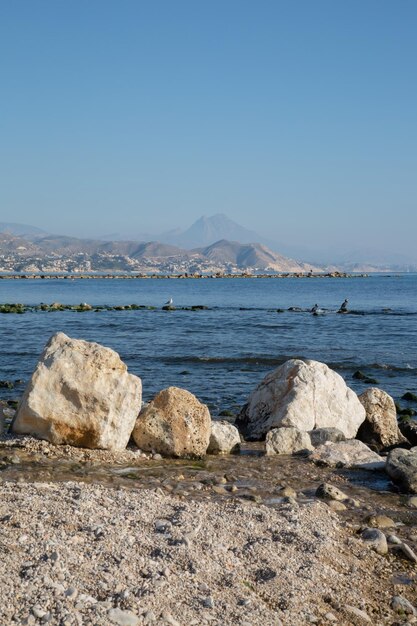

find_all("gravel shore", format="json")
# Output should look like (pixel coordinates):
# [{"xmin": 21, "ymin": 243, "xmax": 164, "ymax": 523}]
[{"xmin": 1, "ymin": 479, "xmax": 416, "ymax": 626}]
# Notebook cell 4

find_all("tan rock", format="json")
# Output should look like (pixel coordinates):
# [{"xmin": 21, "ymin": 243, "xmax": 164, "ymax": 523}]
[
  {"xmin": 357, "ymin": 387, "xmax": 407, "ymax": 450},
  {"xmin": 366, "ymin": 514, "xmax": 396, "ymax": 529},
  {"xmin": 12, "ymin": 332, "xmax": 142, "ymax": 450},
  {"xmin": 132, "ymin": 387, "xmax": 211, "ymax": 458},
  {"xmin": 327, "ymin": 500, "xmax": 347, "ymax": 512},
  {"xmin": 236, "ymin": 359, "xmax": 365, "ymax": 440},
  {"xmin": 315, "ymin": 482, "xmax": 348, "ymax": 501}
]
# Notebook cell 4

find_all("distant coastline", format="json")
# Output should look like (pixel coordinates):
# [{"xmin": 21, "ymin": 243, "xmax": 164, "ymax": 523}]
[{"xmin": 0, "ymin": 271, "xmax": 369, "ymax": 280}]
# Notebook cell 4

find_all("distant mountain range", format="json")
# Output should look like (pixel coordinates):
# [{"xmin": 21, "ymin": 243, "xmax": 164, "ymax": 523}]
[
  {"xmin": 0, "ymin": 228, "xmax": 318, "ymax": 274},
  {"xmin": 104, "ymin": 214, "xmax": 311, "ymax": 259},
  {"xmin": 99, "ymin": 214, "xmax": 417, "ymax": 270},
  {"xmin": 0, "ymin": 216, "xmax": 415, "ymax": 272}
]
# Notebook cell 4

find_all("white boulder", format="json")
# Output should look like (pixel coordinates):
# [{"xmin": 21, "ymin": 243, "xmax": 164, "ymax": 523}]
[
  {"xmin": 236, "ymin": 359, "xmax": 365, "ymax": 440},
  {"xmin": 12, "ymin": 332, "xmax": 142, "ymax": 450},
  {"xmin": 207, "ymin": 420, "xmax": 241, "ymax": 454},
  {"xmin": 132, "ymin": 387, "xmax": 211, "ymax": 458},
  {"xmin": 265, "ymin": 427, "xmax": 313, "ymax": 455}
]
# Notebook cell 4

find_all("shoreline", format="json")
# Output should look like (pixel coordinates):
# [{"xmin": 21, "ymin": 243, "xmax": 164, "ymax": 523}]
[{"xmin": 0, "ymin": 272, "xmax": 369, "ymax": 280}]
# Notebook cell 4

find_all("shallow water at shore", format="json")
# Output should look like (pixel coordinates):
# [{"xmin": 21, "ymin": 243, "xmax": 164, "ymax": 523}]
[{"xmin": 2, "ymin": 436, "xmax": 417, "ymax": 533}]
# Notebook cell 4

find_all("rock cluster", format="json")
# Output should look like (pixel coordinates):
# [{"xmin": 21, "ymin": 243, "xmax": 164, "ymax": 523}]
[
  {"xmin": 5, "ymin": 336, "xmax": 414, "ymax": 483},
  {"xmin": 11, "ymin": 333, "xmax": 213, "ymax": 458}
]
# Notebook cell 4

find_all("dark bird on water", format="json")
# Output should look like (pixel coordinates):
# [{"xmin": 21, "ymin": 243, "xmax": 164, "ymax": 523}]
[{"xmin": 338, "ymin": 299, "xmax": 349, "ymax": 313}]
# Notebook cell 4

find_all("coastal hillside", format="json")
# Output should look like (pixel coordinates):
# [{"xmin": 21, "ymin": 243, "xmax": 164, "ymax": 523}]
[
  {"xmin": 195, "ymin": 240, "xmax": 320, "ymax": 273},
  {"xmin": 0, "ymin": 232, "xmax": 321, "ymax": 274}
]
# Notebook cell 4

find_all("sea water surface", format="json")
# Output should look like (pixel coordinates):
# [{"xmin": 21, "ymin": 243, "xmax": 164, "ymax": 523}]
[{"xmin": 0, "ymin": 275, "xmax": 416, "ymax": 414}]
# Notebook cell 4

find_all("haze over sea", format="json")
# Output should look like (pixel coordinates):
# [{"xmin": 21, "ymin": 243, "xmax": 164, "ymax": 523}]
[{"xmin": 1, "ymin": 275, "xmax": 416, "ymax": 414}]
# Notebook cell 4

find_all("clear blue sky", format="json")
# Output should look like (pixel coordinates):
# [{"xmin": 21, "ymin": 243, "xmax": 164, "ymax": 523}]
[{"xmin": 1, "ymin": 1, "xmax": 416, "ymax": 259}]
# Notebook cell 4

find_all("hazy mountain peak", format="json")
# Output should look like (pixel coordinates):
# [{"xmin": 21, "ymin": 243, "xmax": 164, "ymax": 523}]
[{"xmin": 161, "ymin": 214, "xmax": 261, "ymax": 248}]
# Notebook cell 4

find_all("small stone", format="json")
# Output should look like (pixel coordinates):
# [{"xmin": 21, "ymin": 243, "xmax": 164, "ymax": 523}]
[
  {"xmin": 161, "ymin": 612, "xmax": 181, "ymax": 626},
  {"xmin": 212, "ymin": 486, "xmax": 227, "ymax": 495},
  {"xmin": 327, "ymin": 500, "xmax": 346, "ymax": 512},
  {"xmin": 361, "ymin": 527, "xmax": 388, "ymax": 554},
  {"xmin": 143, "ymin": 610, "xmax": 156, "ymax": 623},
  {"xmin": 32, "ymin": 607, "xmax": 47, "ymax": 619},
  {"xmin": 155, "ymin": 519, "xmax": 172, "ymax": 533},
  {"xmin": 391, "ymin": 595, "xmax": 417, "ymax": 615},
  {"xmin": 344, "ymin": 605, "xmax": 372, "ymax": 623},
  {"xmin": 345, "ymin": 497, "xmax": 361, "ymax": 507},
  {"xmin": 366, "ymin": 514, "xmax": 396, "ymax": 528},
  {"xmin": 214, "ymin": 475, "xmax": 227, "ymax": 484},
  {"xmin": 65, "ymin": 587, "xmax": 78, "ymax": 600},
  {"xmin": 400, "ymin": 542, "xmax": 417, "ymax": 562},
  {"xmin": 408, "ymin": 496, "xmax": 417, "ymax": 508},
  {"xmin": 108, "ymin": 608, "xmax": 140, "ymax": 626},
  {"xmin": 324, "ymin": 613, "xmax": 338, "ymax": 622},
  {"xmin": 279, "ymin": 486, "xmax": 297, "ymax": 498},
  {"xmin": 387, "ymin": 534, "xmax": 402, "ymax": 544},
  {"xmin": 316, "ymin": 483, "xmax": 348, "ymax": 501},
  {"xmin": 202, "ymin": 596, "xmax": 215, "ymax": 608}
]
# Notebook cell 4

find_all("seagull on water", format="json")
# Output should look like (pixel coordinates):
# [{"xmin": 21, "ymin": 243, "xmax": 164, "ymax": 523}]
[{"xmin": 165, "ymin": 298, "xmax": 173, "ymax": 306}]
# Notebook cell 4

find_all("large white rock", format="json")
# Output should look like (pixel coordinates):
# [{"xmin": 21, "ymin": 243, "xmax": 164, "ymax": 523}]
[
  {"xmin": 357, "ymin": 387, "xmax": 407, "ymax": 450},
  {"xmin": 132, "ymin": 387, "xmax": 211, "ymax": 458},
  {"xmin": 207, "ymin": 420, "xmax": 241, "ymax": 454},
  {"xmin": 265, "ymin": 427, "xmax": 313, "ymax": 455},
  {"xmin": 12, "ymin": 332, "xmax": 142, "ymax": 450},
  {"xmin": 236, "ymin": 359, "xmax": 366, "ymax": 440}
]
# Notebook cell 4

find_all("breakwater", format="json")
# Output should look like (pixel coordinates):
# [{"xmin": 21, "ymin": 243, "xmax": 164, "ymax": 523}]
[{"xmin": 0, "ymin": 271, "xmax": 368, "ymax": 280}]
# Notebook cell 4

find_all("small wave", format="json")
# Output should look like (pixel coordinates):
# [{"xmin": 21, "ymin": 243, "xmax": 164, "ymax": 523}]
[
  {"xmin": 328, "ymin": 361, "xmax": 417, "ymax": 373},
  {"xmin": 134, "ymin": 355, "xmax": 303, "ymax": 366}
]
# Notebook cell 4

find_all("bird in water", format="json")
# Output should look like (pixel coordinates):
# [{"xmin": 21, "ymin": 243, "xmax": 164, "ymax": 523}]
[
  {"xmin": 311, "ymin": 304, "xmax": 325, "ymax": 315},
  {"xmin": 338, "ymin": 299, "xmax": 349, "ymax": 313},
  {"xmin": 165, "ymin": 298, "xmax": 173, "ymax": 306}
]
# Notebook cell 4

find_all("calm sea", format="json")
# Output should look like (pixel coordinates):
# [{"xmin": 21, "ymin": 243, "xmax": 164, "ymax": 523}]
[{"xmin": 1, "ymin": 275, "xmax": 416, "ymax": 415}]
